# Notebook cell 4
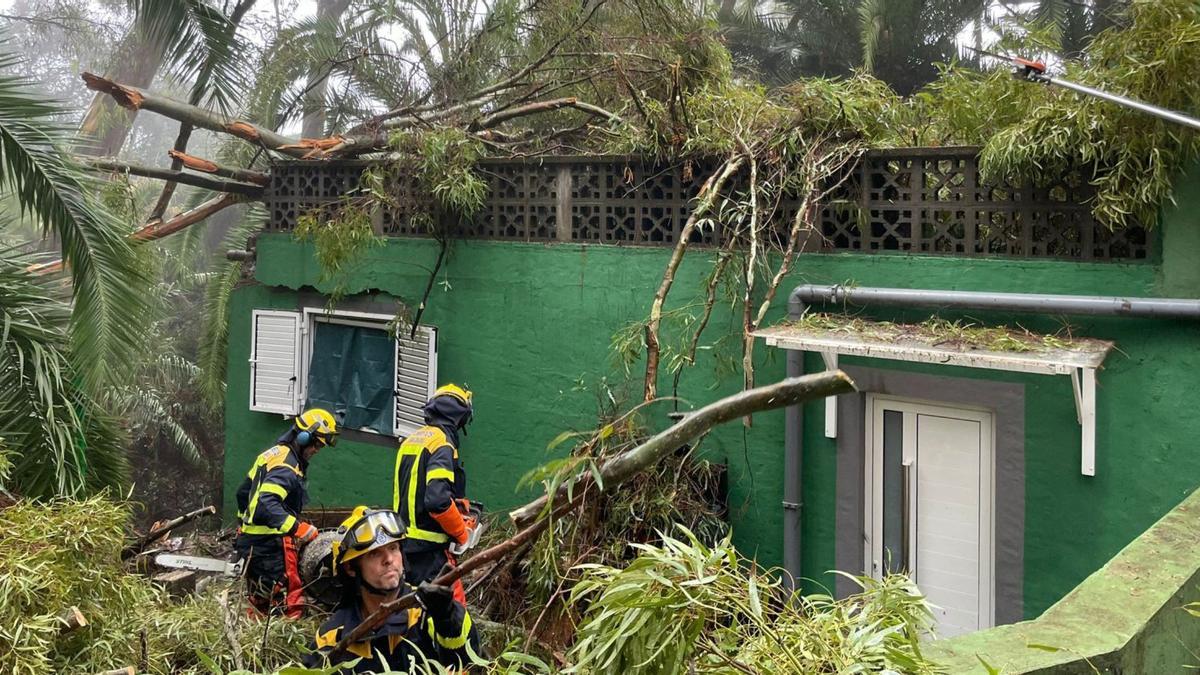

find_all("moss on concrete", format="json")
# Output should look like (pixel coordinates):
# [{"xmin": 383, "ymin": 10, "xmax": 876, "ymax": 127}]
[{"xmin": 926, "ymin": 487, "xmax": 1200, "ymax": 673}]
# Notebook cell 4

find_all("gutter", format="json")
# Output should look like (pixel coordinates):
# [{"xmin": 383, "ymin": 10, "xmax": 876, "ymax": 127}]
[{"xmin": 782, "ymin": 284, "xmax": 1200, "ymax": 589}]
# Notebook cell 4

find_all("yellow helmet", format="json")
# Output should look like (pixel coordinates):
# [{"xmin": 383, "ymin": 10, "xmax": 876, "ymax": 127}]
[
  {"xmin": 295, "ymin": 408, "xmax": 339, "ymax": 447},
  {"xmin": 432, "ymin": 384, "xmax": 472, "ymax": 406},
  {"xmin": 330, "ymin": 506, "xmax": 406, "ymax": 574}
]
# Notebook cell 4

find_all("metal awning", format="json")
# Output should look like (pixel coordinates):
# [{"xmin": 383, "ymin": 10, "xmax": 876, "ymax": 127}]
[{"xmin": 753, "ymin": 320, "xmax": 1114, "ymax": 476}]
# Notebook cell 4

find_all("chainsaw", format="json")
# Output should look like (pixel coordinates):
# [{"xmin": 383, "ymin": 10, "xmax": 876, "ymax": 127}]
[
  {"xmin": 449, "ymin": 500, "xmax": 487, "ymax": 556},
  {"xmin": 155, "ymin": 553, "xmax": 244, "ymax": 577}
]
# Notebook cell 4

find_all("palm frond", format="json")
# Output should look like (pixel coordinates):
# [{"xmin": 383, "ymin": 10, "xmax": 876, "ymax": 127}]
[
  {"xmin": 0, "ymin": 49, "xmax": 150, "ymax": 392},
  {"xmin": 126, "ymin": 0, "xmax": 249, "ymax": 114},
  {"xmin": 0, "ymin": 251, "xmax": 129, "ymax": 497}
]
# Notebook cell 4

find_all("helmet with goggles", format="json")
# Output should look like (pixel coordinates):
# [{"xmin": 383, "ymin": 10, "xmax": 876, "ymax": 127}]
[
  {"xmin": 295, "ymin": 408, "xmax": 340, "ymax": 448},
  {"xmin": 330, "ymin": 506, "xmax": 405, "ymax": 575}
]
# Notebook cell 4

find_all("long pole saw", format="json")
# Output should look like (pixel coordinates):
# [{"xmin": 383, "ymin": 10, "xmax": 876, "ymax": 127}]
[{"xmin": 967, "ymin": 47, "xmax": 1200, "ymax": 132}]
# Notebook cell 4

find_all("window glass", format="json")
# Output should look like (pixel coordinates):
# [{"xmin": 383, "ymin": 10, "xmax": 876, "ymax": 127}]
[
  {"xmin": 882, "ymin": 409, "xmax": 906, "ymax": 574},
  {"xmin": 306, "ymin": 321, "xmax": 395, "ymax": 433}
]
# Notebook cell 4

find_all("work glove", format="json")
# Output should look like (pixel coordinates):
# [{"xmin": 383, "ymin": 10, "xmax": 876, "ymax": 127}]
[
  {"xmin": 416, "ymin": 580, "xmax": 456, "ymax": 618},
  {"xmin": 293, "ymin": 521, "xmax": 319, "ymax": 545}
]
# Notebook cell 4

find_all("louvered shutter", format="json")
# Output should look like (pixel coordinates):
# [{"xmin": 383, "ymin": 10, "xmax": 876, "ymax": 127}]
[
  {"xmin": 394, "ymin": 326, "xmax": 437, "ymax": 437},
  {"xmin": 249, "ymin": 310, "xmax": 302, "ymax": 415}
]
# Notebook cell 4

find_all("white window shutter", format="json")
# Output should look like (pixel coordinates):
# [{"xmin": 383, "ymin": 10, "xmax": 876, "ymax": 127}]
[
  {"xmin": 250, "ymin": 310, "xmax": 302, "ymax": 415},
  {"xmin": 394, "ymin": 326, "xmax": 437, "ymax": 437}
]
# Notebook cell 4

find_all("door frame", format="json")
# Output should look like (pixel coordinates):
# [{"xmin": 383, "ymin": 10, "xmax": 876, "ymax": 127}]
[{"xmin": 863, "ymin": 393, "xmax": 997, "ymax": 632}]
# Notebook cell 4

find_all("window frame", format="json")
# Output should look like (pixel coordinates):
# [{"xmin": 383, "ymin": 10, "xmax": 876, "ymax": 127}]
[{"xmin": 295, "ymin": 307, "xmax": 436, "ymax": 437}]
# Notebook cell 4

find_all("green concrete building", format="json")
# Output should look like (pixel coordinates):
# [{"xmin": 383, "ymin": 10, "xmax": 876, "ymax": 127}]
[{"xmin": 224, "ymin": 149, "xmax": 1200, "ymax": 642}]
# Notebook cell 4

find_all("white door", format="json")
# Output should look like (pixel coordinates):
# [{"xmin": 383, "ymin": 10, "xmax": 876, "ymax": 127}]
[{"xmin": 864, "ymin": 395, "xmax": 994, "ymax": 638}]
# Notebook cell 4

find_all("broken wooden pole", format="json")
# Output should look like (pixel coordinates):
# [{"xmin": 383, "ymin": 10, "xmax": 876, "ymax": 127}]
[
  {"xmin": 330, "ymin": 371, "xmax": 856, "ymax": 658},
  {"xmin": 58, "ymin": 606, "xmax": 87, "ymax": 634},
  {"xmin": 511, "ymin": 369, "xmax": 855, "ymax": 527},
  {"xmin": 121, "ymin": 505, "xmax": 217, "ymax": 560}
]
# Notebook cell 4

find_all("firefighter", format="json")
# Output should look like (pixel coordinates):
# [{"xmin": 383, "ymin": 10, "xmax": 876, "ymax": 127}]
[
  {"xmin": 305, "ymin": 506, "xmax": 477, "ymax": 672},
  {"xmin": 393, "ymin": 384, "xmax": 477, "ymax": 604},
  {"xmin": 234, "ymin": 408, "xmax": 339, "ymax": 618}
]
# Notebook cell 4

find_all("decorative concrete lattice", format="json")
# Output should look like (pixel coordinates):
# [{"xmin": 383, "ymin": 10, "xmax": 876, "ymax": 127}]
[{"xmin": 262, "ymin": 149, "xmax": 1152, "ymax": 261}]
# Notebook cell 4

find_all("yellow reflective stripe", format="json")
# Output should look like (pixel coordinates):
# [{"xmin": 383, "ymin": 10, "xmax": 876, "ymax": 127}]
[
  {"xmin": 259, "ymin": 483, "xmax": 288, "ymax": 499},
  {"xmin": 426, "ymin": 612, "xmax": 472, "ymax": 649},
  {"xmin": 315, "ymin": 628, "xmax": 339, "ymax": 649},
  {"xmin": 406, "ymin": 527, "xmax": 449, "ymax": 543},
  {"xmin": 280, "ymin": 515, "xmax": 297, "ymax": 533},
  {"xmin": 426, "ymin": 468, "xmax": 454, "ymax": 482},
  {"xmin": 407, "ymin": 450, "xmax": 421, "ymax": 531}
]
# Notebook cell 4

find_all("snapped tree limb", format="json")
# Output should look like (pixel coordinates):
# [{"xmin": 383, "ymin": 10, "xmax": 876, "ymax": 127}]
[
  {"xmin": 511, "ymin": 369, "xmax": 854, "ymax": 527},
  {"xmin": 331, "ymin": 371, "xmax": 854, "ymax": 658},
  {"xmin": 89, "ymin": 159, "xmax": 264, "ymax": 196},
  {"xmin": 167, "ymin": 150, "xmax": 270, "ymax": 185},
  {"xmin": 82, "ymin": 72, "xmax": 310, "ymax": 158},
  {"xmin": 121, "ymin": 505, "xmax": 218, "ymax": 560}
]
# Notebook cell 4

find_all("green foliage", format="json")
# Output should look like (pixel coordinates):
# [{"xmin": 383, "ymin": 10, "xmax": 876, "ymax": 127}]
[
  {"xmin": 568, "ymin": 528, "xmax": 940, "ymax": 674},
  {"xmin": 293, "ymin": 201, "xmax": 384, "ymax": 299},
  {"xmin": 0, "ymin": 49, "xmax": 150, "ymax": 393},
  {"xmin": 0, "ymin": 252, "xmax": 130, "ymax": 498},
  {"xmin": 416, "ymin": 129, "xmax": 487, "ymax": 217},
  {"xmin": 978, "ymin": 0, "xmax": 1200, "ymax": 229},
  {"xmin": 0, "ymin": 496, "xmax": 316, "ymax": 674}
]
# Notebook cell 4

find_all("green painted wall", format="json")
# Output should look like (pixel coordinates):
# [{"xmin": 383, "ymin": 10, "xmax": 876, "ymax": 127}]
[{"xmin": 225, "ymin": 223, "xmax": 1200, "ymax": 619}]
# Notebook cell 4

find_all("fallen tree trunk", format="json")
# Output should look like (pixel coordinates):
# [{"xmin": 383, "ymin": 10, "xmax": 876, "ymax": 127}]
[
  {"xmin": 121, "ymin": 505, "xmax": 217, "ymax": 560},
  {"xmin": 331, "ymin": 371, "xmax": 855, "ymax": 658},
  {"xmin": 82, "ymin": 73, "xmax": 310, "ymax": 159},
  {"xmin": 513, "ymin": 369, "xmax": 852, "ymax": 527},
  {"xmin": 88, "ymin": 159, "xmax": 264, "ymax": 196}
]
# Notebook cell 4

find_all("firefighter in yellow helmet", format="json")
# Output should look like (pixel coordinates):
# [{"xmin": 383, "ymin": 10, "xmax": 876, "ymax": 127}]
[
  {"xmin": 393, "ymin": 384, "xmax": 477, "ymax": 604},
  {"xmin": 234, "ymin": 408, "xmax": 339, "ymax": 618},
  {"xmin": 304, "ymin": 507, "xmax": 477, "ymax": 672}
]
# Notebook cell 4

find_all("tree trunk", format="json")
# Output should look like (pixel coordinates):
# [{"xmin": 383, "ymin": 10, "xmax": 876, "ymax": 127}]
[
  {"xmin": 511, "ymin": 370, "xmax": 855, "ymax": 527},
  {"xmin": 76, "ymin": 26, "xmax": 167, "ymax": 157},
  {"xmin": 301, "ymin": 0, "xmax": 354, "ymax": 138}
]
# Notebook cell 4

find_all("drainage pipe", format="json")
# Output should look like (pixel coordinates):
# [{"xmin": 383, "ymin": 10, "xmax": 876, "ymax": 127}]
[{"xmin": 781, "ymin": 284, "xmax": 1200, "ymax": 589}]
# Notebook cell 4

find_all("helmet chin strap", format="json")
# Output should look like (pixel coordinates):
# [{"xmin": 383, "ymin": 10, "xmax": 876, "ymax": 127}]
[{"xmin": 351, "ymin": 570, "xmax": 400, "ymax": 597}]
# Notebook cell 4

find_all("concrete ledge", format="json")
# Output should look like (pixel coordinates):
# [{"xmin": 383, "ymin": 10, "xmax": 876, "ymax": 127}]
[{"xmin": 926, "ymin": 487, "xmax": 1200, "ymax": 673}]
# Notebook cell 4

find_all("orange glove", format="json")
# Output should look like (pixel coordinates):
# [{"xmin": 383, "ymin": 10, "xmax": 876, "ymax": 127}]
[
  {"xmin": 293, "ymin": 521, "xmax": 319, "ymax": 544},
  {"xmin": 430, "ymin": 501, "xmax": 469, "ymax": 545}
]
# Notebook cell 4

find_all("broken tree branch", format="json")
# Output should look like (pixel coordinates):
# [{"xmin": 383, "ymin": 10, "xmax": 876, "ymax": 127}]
[
  {"xmin": 88, "ymin": 159, "xmax": 264, "ymax": 196},
  {"xmin": 332, "ymin": 372, "xmax": 855, "ymax": 658},
  {"xmin": 130, "ymin": 194, "xmax": 245, "ymax": 243},
  {"xmin": 469, "ymin": 97, "xmax": 623, "ymax": 131},
  {"xmin": 28, "ymin": 194, "xmax": 246, "ymax": 276},
  {"xmin": 168, "ymin": 150, "xmax": 269, "ymax": 185},
  {"xmin": 82, "ymin": 73, "xmax": 309, "ymax": 158},
  {"xmin": 644, "ymin": 155, "xmax": 745, "ymax": 403},
  {"xmin": 513, "ymin": 370, "xmax": 855, "ymax": 527},
  {"xmin": 121, "ymin": 505, "xmax": 217, "ymax": 560}
]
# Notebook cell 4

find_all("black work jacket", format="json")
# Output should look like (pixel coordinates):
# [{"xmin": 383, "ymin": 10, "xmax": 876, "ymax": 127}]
[
  {"xmin": 304, "ymin": 584, "xmax": 476, "ymax": 673},
  {"xmin": 234, "ymin": 442, "xmax": 308, "ymax": 548},
  {"xmin": 393, "ymin": 422, "xmax": 468, "ymax": 554}
]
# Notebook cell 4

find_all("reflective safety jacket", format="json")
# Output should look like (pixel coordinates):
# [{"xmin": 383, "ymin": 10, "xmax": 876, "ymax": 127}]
[
  {"xmin": 235, "ymin": 443, "xmax": 307, "ymax": 539},
  {"xmin": 304, "ymin": 584, "xmax": 476, "ymax": 673},
  {"xmin": 393, "ymin": 426, "xmax": 466, "ymax": 553}
]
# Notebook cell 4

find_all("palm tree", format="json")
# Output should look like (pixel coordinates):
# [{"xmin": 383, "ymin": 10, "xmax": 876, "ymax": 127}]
[{"xmin": 0, "ymin": 48, "xmax": 149, "ymax": 497}]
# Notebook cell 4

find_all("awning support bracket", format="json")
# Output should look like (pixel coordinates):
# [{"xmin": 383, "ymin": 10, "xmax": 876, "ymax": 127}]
[
  {"xmin": 820, "ymin": 351, "xmax": 838, "ymax": 439},
  {"xmin": 1071, "ymin": 367, "xmax": 1097, "ymax": 476}
]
